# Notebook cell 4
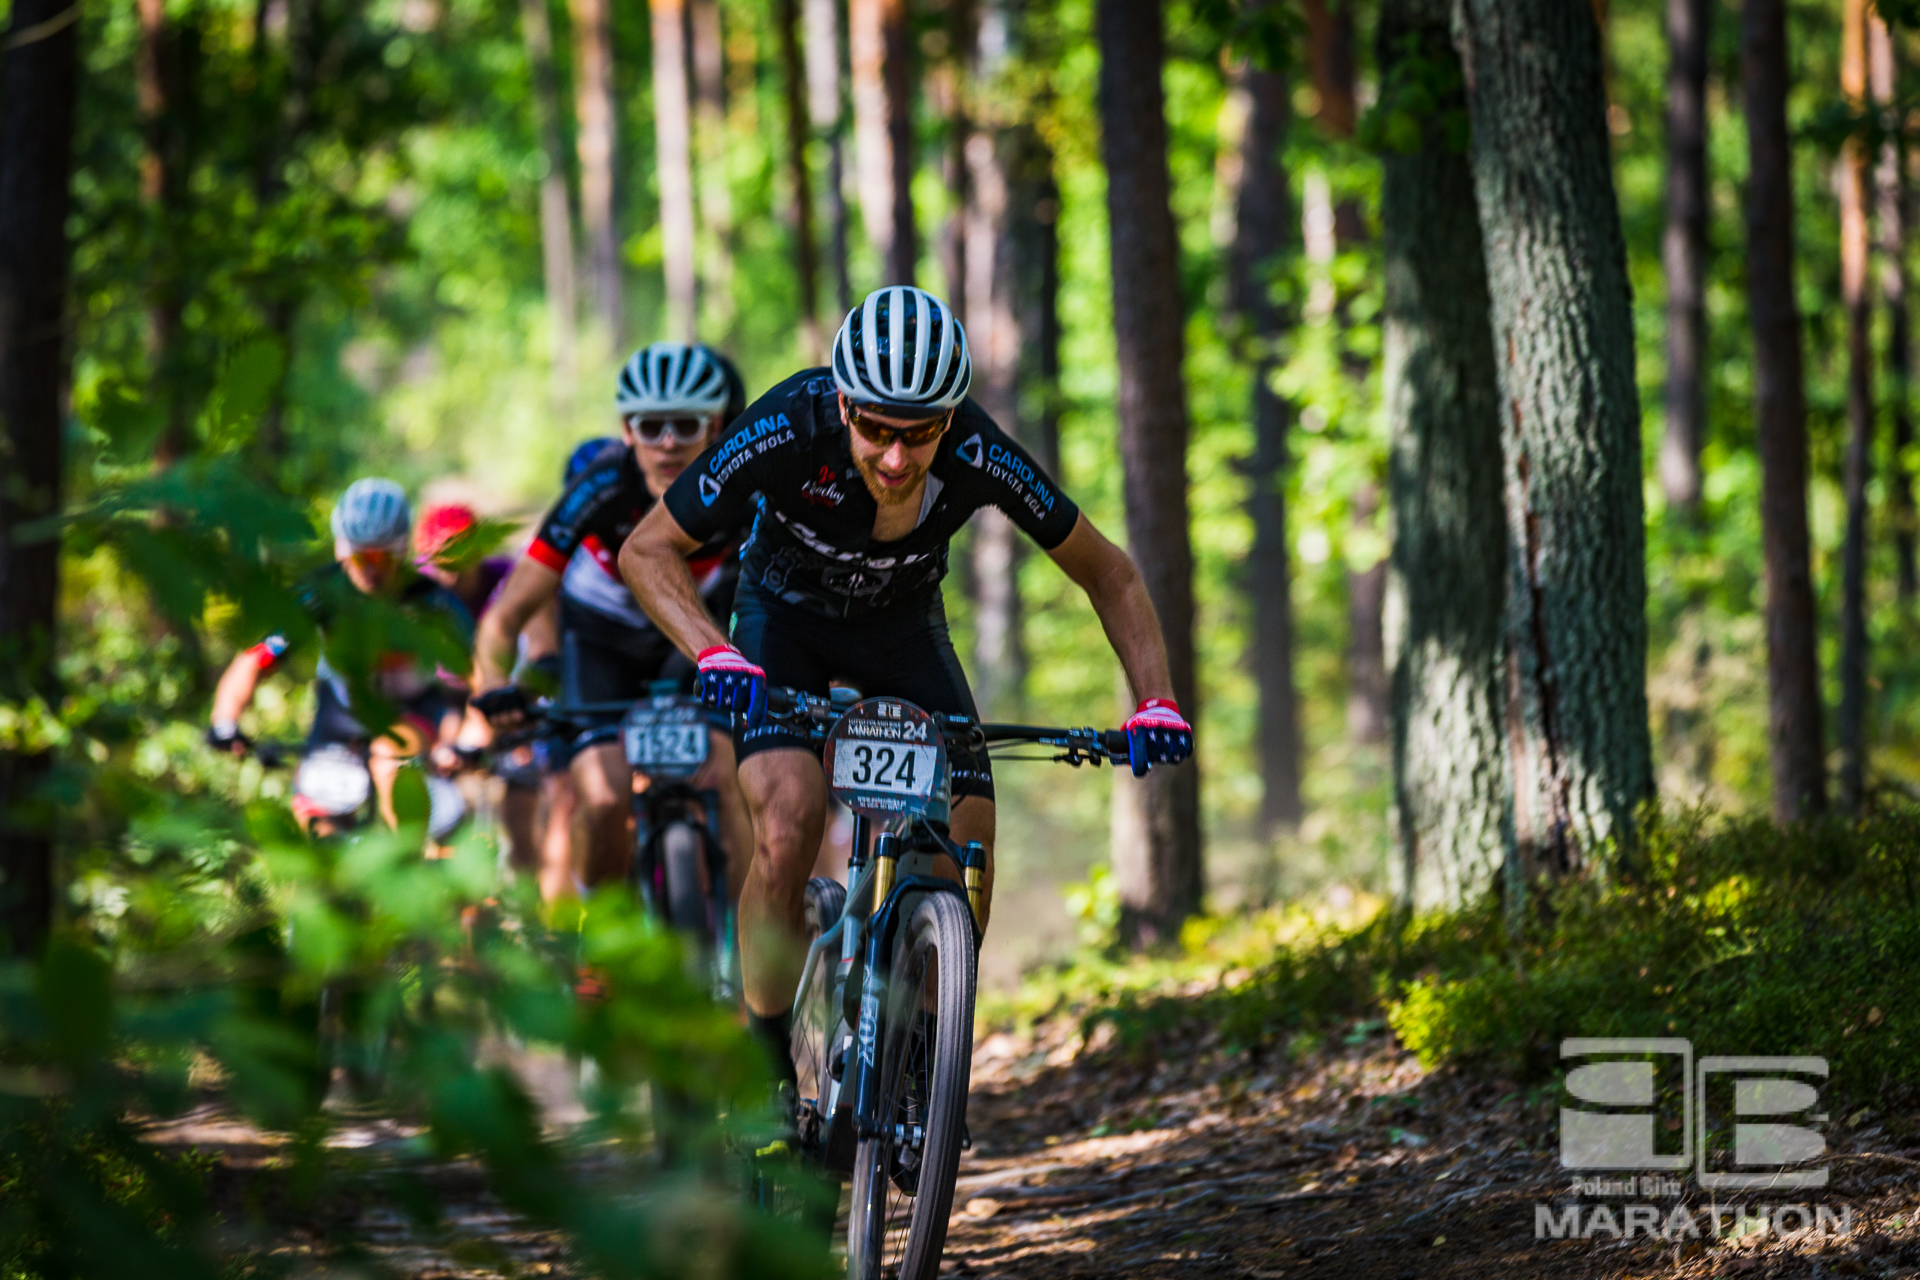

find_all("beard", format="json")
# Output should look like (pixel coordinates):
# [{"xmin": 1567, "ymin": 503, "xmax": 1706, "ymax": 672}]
[{"xmin": 853, "ymin": 451, "xmax": 930, "ymax": 506}]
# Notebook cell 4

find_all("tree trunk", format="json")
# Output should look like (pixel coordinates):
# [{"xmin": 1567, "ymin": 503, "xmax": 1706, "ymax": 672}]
[
  {"xmin": 1096, "ymin": 0, "xmax": 1202, "ymax": 946},
  {"xmin": 1453, "ymin": 0, "xmax": 1655, "ymax": 888},
  {"xmin": 1230, "ymin": 18, "xmax": 1304, "ymax": 840},
  {"xmin": 251, "ymin": 0, "xmax": 316, "ymax": 463},
  {"xmin": 1379, "ymin": 0, "xmax": 1509, "ymax": 910},
  {"xmin": 690, "ymin": 0, "xmax": 734, "ymax": 336},
  {"xmin": 1302, "ymin": 0, "xmax": 1357, "ymax": 138},
  {"xmin": 882, "ymin": 0, "xmax": 916, "ymax": 286},
  {"xmin": 1742, "ymin": 0, "xmax": 1826, "ymax": 820},
  {"xmin": 652, "ymin": 0, "xmax": 698, "ymax": 343},
  {"xmin": 571, "ymin": 0, "xmax": 623, "ymax": 345},
  {"xmin": 778, "ymin": 0, "xmax": 823, "ymax": 358},
  {"xmin": 850, "ymin": 0, "xmax": 892, "ymax": 279},
  {"xmin": 1303, "ymin": 0, "xmax": 1385, "ymax": 749},
  {"xmin": 804, "ymin": 0, "xmax": 855, "ymax": 315},
  {"xmin": 0, "ymin": 0, "xmax": 79, "ymax": 959},
  {"xmin": 140, "ymin": 0, "xmax": 196, "ymax": 464},
  {"xmin": 1838, "ymin": 0, "xmax": 1873, "ymax": 812},
  {"xmin": 941, "ymin": 0, "xmax": 976, "ymax": 328},
  {"xmin": 522, "ymin": 0, "xmax": 578, "ymax": 387},
  {"xmin": 1660, "ymin": 0, "xmax": 1709, "ymax": 519},
  {"xmin": 1873, "ymin": 12, "xmax": 1917, "ymax": 603}
]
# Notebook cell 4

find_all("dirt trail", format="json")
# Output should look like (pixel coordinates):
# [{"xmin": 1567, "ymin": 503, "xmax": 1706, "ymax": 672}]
[
  {"xmin": 137, "ymin": 1023, "xmax": 1920, "ymax": 1278},
  {"xmin": 945, "ymin": 1014, "xmax": 1920, "ymax": 1279}
]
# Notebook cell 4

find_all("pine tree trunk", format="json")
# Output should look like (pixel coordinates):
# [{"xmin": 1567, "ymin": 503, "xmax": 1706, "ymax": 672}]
[
  {"xmin": 140, "ymin": 0, "xmax": 195, "ymax": 464},
  {"xmin": 571, "ymin": 0, "xmax": 623, "ymax": 345},
  {"xmin": 690, "ymin": 0, "xmax": 734, "ymax": 335},
  {"xmin": 652, "ymin": 0, "xmax": 698, "ymax": 343},
  {"xmin": 1742, "ymin": 0, "xmax": 1827, "ymax": 820},
  {"xmin": 1660, "ymin": 0, "xmax": 1709, "ymax": 519},
  {"xmin": 1230, "ymin": 22, "xmax": 1302, "ymax": 838},
  {"xmin": 1097, "ymin": 0, "xmax": 1202, "ymax": 946},
  {"xmin": 1379, "ymin": 0, "xmax": 1509, "ymax": 911},
  {"xmin": 522, "ymin": 0, "xmax": 578, "ymax": 385},
  {"xmin": 1838, "ymin": 0, "xmax": 1874, "ymax": 812},
  {"xmin": 941, "ymin": 0, "xmax": 975, "ymax": 326},
  {"xmin": 803, "ymin": 0, "xmax": 854, "ymax": 315},
  {"xmin": 779, "ymin": 0, "xmax": 823, "ymax": 359},
  {"xmin": 882, "ymin": 0, "xmax": 916, "ymax": 286},
  {"xmin": 0, "ymin": 0, "xmax": 78, "ymax": 959},
  {"xmin": 1873, "ymin": 13, "xmax": 1917, "ymax": 603},
  {"xmin": 849, "ymin": 0, "xmax": 892, "ymax": 278},
  {"xmin": 1453, "ymin": 0, "xmax": 1655, "ymax": 887}
]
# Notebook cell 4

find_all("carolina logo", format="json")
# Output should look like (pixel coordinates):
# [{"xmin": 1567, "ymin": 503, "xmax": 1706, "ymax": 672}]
[
  {"xmin": 699, "ymin": 473, "xmax": 722, "ymax": 506},
  {"xmin": 956, "ymin": 432, "xmax": 984, "ymax": 467}
]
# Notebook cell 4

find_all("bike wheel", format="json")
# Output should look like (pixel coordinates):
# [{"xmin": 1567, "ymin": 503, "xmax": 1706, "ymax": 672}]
[
  {"xmin": 662, "ymin": 822, "xmax": 711, "ymax": 937},
  {"xmin": 846, "ymin": 891, "xmax": 976, "ymax": 1280}
]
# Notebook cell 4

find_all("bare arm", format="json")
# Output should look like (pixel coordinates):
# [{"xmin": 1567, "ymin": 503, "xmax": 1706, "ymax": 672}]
[
  {"xmin": 210, "ymin": 651, "xmax": 267, "ymax": 728},
  {"xmin": 1045, "ymin": 513, "xmax": 1177, "ymax": 706},
  {"xmin": 472, "ymin": 557, "xmax": 563, "ymax": 692},
  {"xmin": 618, "ymin": 502, "xmax": 730, "ymax": 660}
]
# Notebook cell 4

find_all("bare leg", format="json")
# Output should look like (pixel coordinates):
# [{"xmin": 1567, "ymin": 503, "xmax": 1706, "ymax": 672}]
[
  {"xmin": 368, "ymin": 724, "xmax": 428, "ymax": 830},
  {"xmin": 502, "ymin": 780, "xmax": 541, "ymax": 873},
  {"xmin": 737, "ymin": 748, "xmax": 829, "ymax": 1018},
  {"xmin": 690, "ymin": 729, "xmax": 754, "ymax": 905},
  {"xmin": 538, "ymin": 769, "xmax": 579, "ymax": 904},
  {"xmin": 571, "ymin": 741, "xmax": 634, "ymax": 887}
]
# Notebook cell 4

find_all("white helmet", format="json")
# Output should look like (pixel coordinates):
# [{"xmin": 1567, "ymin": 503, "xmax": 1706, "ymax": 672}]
[
  {"xmin": 615, "ymin": 342, "xmax": 741, "ymax": 418},
  {"xmin": 832, "ymin": 286, "xmax": 971, "ymax": 411},
  {"xmin": 329, "ymin": 478, "xmax": 412, "ymax": 549}
]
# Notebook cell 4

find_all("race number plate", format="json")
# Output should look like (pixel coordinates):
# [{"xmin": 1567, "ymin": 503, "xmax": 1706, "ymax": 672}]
[
  {"xmin": 824, "ymin": 697, "xmax": 944, "ymax": 818},
  {"xmin": 622, "ymin": 696, "xmax": 708, "ymax": 779}
]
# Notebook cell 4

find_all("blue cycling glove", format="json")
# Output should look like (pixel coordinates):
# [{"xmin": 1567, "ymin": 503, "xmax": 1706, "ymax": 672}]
[
  {"xmin": 696, "ymin": 644, "xmax": 767, "ymax": 723},
  {"xmin": 1123, "ymin": 698, "xmax": 1193, "ymax": 777}
]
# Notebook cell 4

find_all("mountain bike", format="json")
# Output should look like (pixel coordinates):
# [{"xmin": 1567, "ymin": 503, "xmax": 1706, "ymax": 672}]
[
  {"xmin": 474, "ymin": 683, "xmax": 736, "ymax": 994},
  {"xmin": 740, "ymin": 685, "xmax": 1136, "ymax": 1280}
]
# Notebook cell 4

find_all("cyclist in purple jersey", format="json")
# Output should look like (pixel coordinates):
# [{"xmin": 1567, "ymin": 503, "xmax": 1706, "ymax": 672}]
[{"xmin": 619, "ymin": 287, "xmax": 1193, "ymax": 1077}]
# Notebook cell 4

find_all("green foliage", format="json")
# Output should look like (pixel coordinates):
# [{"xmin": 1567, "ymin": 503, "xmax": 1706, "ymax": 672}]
[
  {"xmin": 0, "ymin": 468, "xmax": 831, "ymax": 1276},
  {"xmin": 1005, "ymin": 811, "xmax": 1920, "ymax": 1109}
]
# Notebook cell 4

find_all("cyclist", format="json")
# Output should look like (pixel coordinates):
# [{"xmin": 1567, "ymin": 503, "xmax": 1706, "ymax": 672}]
[
  {"xmin": 467, "ymin": 345, "xmax": 755, "ymax": 898},
  {"xmin": 618, "ymin": 285, "xmax": 1193, "ymax": 1081},
  {"xmin": 208, "ymin": 478, "xmax": 475, "ymax": 830}
]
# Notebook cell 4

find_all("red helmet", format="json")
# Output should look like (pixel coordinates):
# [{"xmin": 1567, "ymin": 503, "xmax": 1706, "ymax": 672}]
[{"xmin": 414, "ymin": 503, "xmax": 477, "ymax": 565}]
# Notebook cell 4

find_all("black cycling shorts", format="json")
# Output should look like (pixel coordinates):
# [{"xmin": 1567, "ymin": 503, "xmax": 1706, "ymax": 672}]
[
  {"xmin": 558, "ymin": 597, "xmax": 718, "ymax": 755},
  {"xmin": 728, "ymin": 585, "xmax": 993, "ymax": 801}
]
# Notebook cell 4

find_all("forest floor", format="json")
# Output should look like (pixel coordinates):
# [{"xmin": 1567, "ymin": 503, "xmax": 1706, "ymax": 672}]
[{"xmin": 139, "ymin": 1005, "xmax": 1920, "ymax": 1279}]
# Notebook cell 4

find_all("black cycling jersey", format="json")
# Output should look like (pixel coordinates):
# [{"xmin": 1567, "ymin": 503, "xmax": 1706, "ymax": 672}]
[
  {"xmin": 527, "ymin": 441, "xmax": 739, "ymax": 635},
  {"xmin": 662, "ymin": 369, "xmax": 1080, "ymax": 619},
  {"xmin": 247, "ymin": 564, "xmax": 473, "ymax": 745}
]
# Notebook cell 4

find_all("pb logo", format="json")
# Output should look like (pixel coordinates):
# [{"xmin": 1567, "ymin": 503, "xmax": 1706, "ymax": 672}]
[
  {"xmin": 1561, "ymin": 1039, "xmax": 1827, "ymax": 1188},
  {"xmin": 699, "ymin": 473, "xmax": 722, "ymax": 506},
  {"xmin": 956, "ymin": 433, "xmax": 984, "ymax": 467}
]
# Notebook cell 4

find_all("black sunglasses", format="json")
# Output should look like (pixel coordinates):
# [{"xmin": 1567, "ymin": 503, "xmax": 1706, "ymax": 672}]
[{"xmin": 625, "ymin": 414, "xmax": 711, "ymax": 445}]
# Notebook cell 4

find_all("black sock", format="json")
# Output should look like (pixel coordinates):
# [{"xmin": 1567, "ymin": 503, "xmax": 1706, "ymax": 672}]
[{"xmin": 748, "ymin": 1009, "xmax": 797, "ymax": 1088}]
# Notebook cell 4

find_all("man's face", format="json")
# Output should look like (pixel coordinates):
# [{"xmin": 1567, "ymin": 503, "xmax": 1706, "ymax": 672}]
[
  {"xmin": 841, "ymin": 395, "xmax": 951, "ymax": 507},
  {"xmin": 337, "ymin": 540, "xmax": 402, "ymax": 594},
  {"xmin": 626, "ymin": 412, "xmax": 721, "ymax": 498}
]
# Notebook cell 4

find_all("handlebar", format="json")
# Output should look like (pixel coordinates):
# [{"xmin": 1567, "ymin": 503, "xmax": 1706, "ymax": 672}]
[{"xmin": 755, "ymin": 686, "xmax": 1131, "ymax": 769}]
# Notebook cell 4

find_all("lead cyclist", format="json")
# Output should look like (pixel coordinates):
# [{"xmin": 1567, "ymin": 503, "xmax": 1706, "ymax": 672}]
[{"xmin": 618, "ymin": 285, "xmax": 1193, "ymax": 1083}]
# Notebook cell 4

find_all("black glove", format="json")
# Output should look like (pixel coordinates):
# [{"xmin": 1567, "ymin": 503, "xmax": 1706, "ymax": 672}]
[
  {"xmin": 206, "ymin": 722, "xmax": 251, "ymax": 753},
  {"xmin": 473, "ymin": 685, "xmax": 532, "ymax": 723}
]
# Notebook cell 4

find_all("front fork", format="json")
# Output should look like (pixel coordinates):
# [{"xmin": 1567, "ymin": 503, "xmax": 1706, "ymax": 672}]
[{"xmin": 848, "ymin": 833, "xmax": 987, "ymax": 1140}]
